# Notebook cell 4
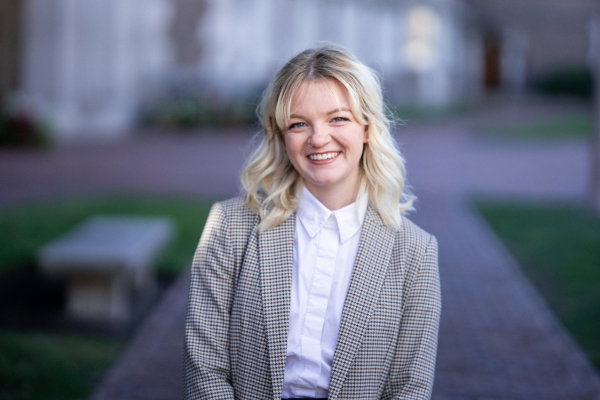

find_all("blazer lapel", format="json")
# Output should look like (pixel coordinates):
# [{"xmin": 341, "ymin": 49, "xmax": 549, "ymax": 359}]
[
  {"xmin": 258, "ymin": 213, "xmax": 295, "ymax": 399},
  {"xmin": 327, "ymin": 205, "xmax": 396, "ymax": 400}
]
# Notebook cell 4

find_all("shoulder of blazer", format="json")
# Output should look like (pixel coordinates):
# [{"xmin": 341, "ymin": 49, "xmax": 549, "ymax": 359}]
[
  {"xmin": 213, "ymin": 195, "xmax": 257, "ymax": 221},
  {"xmin": 365, "ymin": 207, "xmax": 434, "ymax": 250},
  {"xmin": 375, "ymin": 213, "xmax": 434, "ymax": 274},
  {"xmin": 393, "ymin": 214, "xmax": 438, "ymax": 298},
  {"xmin": 210, "ymin": 196, "xmax": 261, "ymax": 267},
  {"xmin": 397, "ymin": 215, "xmax": 434, "ymax": 248}
]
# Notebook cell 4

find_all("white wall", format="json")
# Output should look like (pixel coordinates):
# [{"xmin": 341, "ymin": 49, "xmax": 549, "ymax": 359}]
[
  {"xmin": 21, "ymin": 0, "xmax": 468, "ymax": 140},
  {"xmin": 196, "ymin": 0, "xmax": 467, "ymax": 105},
  {"xmin": 22, "ymin": 0, "xmax": 173, "ymax": 140}
]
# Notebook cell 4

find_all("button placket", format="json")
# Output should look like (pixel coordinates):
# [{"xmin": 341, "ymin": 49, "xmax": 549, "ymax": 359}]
[{"xmin": 298, "ymin": 215, "xmax": 339, "ymax": 392}]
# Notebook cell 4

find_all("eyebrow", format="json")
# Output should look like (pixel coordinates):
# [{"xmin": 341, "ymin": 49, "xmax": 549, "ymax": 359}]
[
  {"xmin": 289, "ymin": 108, "xmax": 352, "ymax": 120},
  {"xmin": 327, "ymin": 107, "xmax": 352, "ymax": 115}
]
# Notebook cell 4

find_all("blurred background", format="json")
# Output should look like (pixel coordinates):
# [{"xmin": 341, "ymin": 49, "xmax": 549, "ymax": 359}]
[
  {"xmin": 1, "ymin": 0, "xmax": 600, "ymax": 399},
  {"xmin": 1, "ymin": 0, "xmax": 597, "ymax": 140}
]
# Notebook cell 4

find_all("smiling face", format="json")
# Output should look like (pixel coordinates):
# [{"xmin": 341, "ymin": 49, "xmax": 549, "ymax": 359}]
[{"xmin": 284, "ymin": 78, "xmax": 368, "ymax": 210}]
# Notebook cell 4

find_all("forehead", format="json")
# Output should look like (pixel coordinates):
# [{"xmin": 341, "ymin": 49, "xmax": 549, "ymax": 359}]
[{"xmin": 290, "ymin": 78, "xmax": 350, "ymax": 112}]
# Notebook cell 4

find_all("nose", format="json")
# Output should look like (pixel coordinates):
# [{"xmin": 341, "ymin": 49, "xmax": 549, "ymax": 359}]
[{"xmin": 308, "ymin": 124, "xmax": 331, "ymax": 148}]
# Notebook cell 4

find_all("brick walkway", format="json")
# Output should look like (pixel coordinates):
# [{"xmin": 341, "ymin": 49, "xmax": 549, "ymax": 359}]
[
  {"xmin": 2, "ymin": 99, "xmax": 599, "ymax": 399},
  {"xmin": 89, "ymin": 270, "xmax": 189, "ymax": 400},
  {"xmin": 414, "ymin": 196, "xmax": 600, "ymax": 399}
]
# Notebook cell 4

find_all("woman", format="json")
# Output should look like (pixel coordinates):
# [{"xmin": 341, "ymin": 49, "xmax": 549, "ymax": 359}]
[{"xmin": 184, "ymin": 44, "xmax": 441, "ymax": 400}]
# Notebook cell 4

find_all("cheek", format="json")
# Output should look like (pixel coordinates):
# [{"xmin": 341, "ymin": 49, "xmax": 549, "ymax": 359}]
[
  {"xmin": 284, "ymin": 136, "xmax": 302, "ymax": 159},
  {"xmin": 283, "ymin": 139, "xmax": 302, "ymax": 173},
  {"xmin": 350, "ymin": 134, "xmax": 366, "ymax": 156}
]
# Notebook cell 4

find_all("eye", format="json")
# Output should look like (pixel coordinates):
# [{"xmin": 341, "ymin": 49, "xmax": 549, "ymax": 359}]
[
  {"xmin": 332, "ymin": 117, "xmax": 349, "ymax": 123},
  {"xmin": 288, "ymin": 122, "xmax": 306, "ymax": 130}
]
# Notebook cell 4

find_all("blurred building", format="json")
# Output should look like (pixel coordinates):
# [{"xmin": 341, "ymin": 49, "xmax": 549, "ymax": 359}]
[
  {"xmin": 465, "ymin": 0, "xmax": 598, "ymax": 93},
  {"xmin": 1, "ymin": 0, "xmax": 173, "ymax": 141},
  {"xmin": 184, "ymin": 0, "xmax": 469, "ymax": 106},
  {"xmin": 0, "ymin": 0, "xmax": 597, "ymax": 141}
]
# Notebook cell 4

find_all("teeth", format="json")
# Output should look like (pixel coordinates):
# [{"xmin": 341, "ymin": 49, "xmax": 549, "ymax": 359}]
[{"xmin": 309, "ymin": 152, "xmax": 339, "ymax": 161}]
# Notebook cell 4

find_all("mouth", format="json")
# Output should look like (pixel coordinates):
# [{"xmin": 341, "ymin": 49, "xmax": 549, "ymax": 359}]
[{"xmin": 308, "ymin": 151, "xmax": 340, "ymax": 161}]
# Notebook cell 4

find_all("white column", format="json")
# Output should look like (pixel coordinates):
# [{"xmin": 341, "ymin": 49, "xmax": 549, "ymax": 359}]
[
  {"xmin": 318, "ymin": 1, "xmax": 342, "ymax": 44},
  {"xmin": 23, "ymin": 0, "xmax": 174, "ymax": 140},
  {"xmin": 252, "ymin": 0, "xmax": 273, "ymax": 85},
  {"xmin": 501, "ymin": 27, "xmax": 528, "ymax": 93},
  {"xmin": 198, "ymin": 0, "xmax": 233, "ymax": 89},
  {"xmin": 23, "ymin": 0, "xmax": 78, "ymax": 138},
  {"xmin": 73, "ymin": 0, "xmax": 119, "ymax": 134},
  {"xmin": 270, "ymin": 0, "xmax": 295, "ymax": 72},
  {"xmin": 340, "ymin": 1, "xmax": 358, "ymax": 52},
  {"xmin": 379, "ymin": 11, "xmax": 395, "ymax": 72},
  {"xmin": 291, "ymin": 0, "xmax": 318, "ymax": 54}
]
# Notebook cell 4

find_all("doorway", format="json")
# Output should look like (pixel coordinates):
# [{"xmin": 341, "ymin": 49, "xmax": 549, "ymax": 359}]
[{"xmin": 483, "ymin": 33, "xmax": 501, "ymax": 90}]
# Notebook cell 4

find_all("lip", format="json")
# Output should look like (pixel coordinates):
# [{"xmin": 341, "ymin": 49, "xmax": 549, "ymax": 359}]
[{"xmin": 307, "ymin": 151, "xmax": 341, "ymax": 164}]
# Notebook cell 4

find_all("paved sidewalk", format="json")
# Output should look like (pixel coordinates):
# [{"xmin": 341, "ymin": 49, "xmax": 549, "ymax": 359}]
[
  {"xmin": 2, "ymin": 100, "xmax": 599, "ymax": 399},
  {"xmin": 90, "ymin": 270, "xmax": 189, "ymax": 400},
  {"xmin": 413, "ymin": 195, "xmax": 600, "ymax": 399}
]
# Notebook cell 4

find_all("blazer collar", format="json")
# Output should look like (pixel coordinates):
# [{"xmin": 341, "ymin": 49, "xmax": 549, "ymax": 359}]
[{"xmin": 258, "ymin": 205, "xmax": 396, "ymax": 400}]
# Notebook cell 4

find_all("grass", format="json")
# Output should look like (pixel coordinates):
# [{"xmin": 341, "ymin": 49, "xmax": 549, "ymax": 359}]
[
  {"xmin": 390, "ymin": 101, "xmax": 484, "ymax": 125},
  {"xmin": 0, "ymin": 196, "xmax": 214, "ymax": 279},
  {"xmin": 475, "ymin": 200, "xmax": 600, "ymax": 369},
  {"xmin": 0, "ymin": 196, "xmax": 214, "ymax": 399},
  {"xmin": 0, "ymin": 331, "xmax": 121, "ymax": 400},
  {"xmin": 476, "ymin": 111, "xmax": 593, "ymax": 142}
]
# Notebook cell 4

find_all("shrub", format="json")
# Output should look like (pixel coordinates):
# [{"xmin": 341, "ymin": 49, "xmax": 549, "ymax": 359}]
[
  {"xmin": 533, "ymin": 65, "xmax": 595, "ymax": 98},
  {"xmin": 0, "ymin": 94, "xmax": 52, "ymax": 147},
  {"xmin": 141, "ymin": 94, "xmax": 258, "ymax": 129}
]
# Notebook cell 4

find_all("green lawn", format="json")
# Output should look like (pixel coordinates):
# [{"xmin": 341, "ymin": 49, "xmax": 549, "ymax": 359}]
[
  {"xmin": 0, "ymin": 196, "xmax": 214, "ymax": 279},
  {"xmin": 391, "ymin": 101, "xmax": 484, "ymax": 125},
  {"xmin": 0, "ymin": 331, "xmax": 121, "ymax": 400},
  {"xmin": 0, "ymin": 196, "xmax": 214, "ymax": 399},
  {"xmin": 476, "ymin": 111, "xmax": 593, "ymax": 142},
  {"xmin": 476, "ymin": 200, "xmax": 600, "ymax": 369}
]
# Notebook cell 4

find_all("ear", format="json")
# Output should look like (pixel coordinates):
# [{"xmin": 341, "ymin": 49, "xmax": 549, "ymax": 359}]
[{"xmin": 363, "ymin": 125, "xmax": 369, "ymax": 143}]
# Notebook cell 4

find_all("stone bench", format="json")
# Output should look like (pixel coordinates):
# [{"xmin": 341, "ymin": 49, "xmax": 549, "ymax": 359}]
[{"xmin": 38, "ymin": 215, "xmax": 175, "ymax": 323}]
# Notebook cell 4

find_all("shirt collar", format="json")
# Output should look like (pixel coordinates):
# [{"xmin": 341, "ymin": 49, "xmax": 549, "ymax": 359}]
[{"xmin": 297, "ymin": 185, "xmax": 368, "ymax": 244}]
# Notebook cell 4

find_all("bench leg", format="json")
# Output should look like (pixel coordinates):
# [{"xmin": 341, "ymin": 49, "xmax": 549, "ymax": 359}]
[{"xmin": 67, "ymin": 272, "xmax": 131, "ymax": 323}]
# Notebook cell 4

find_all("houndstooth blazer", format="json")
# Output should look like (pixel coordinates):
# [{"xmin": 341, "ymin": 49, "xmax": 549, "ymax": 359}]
[{"xmin": 184, "ymin": 196, "xmax": 441, "ymax": 400}]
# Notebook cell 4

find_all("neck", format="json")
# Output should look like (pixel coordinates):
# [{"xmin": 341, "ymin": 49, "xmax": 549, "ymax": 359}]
[{"xmin": 305, "ymin": 181, "xmax": 360, "ymax": 211}]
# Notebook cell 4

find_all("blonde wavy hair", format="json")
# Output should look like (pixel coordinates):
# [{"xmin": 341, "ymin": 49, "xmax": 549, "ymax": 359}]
[{"xmin": 242, "ymin": 44, "xmax": 415, "ymax": 230}]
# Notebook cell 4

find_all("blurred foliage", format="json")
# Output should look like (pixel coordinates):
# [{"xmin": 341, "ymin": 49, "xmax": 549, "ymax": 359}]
[
  {"xmin": 0, "ymin": 331, "xmax": 121, "ymax": 400},
  {"xmin": 141, "ymin": 94, "xmax": 259, "ymax": 129},
  {"xmin": 0, "ymin": 196, "xmax": 214, "ymax": 280},
  {"xmin": 476, "ymin": 200, "xmax": 600, "ymax": 369},
  {"xmin": 476, "ymin": 111, "xmax": 593, "ymax": 142},
  {"xmin": 533, "ymin": 65, "xmax": 595, "ymax": 98},
  {"xmin": 389, "ymin": 101, "xmax": 485, "ymax": 126},
  {"xmin": 0, "ymin": 97, "xmax": 52, "ymax": 147}
]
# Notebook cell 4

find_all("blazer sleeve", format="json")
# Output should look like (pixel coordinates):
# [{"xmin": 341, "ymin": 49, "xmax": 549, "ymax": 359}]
[
  {"xmin": 183, "ymin": 202, "xmax": 237, "ymax": 399},
  {"xmin": 393, "ymin": 234, "xmax": 442, "ymax": 400}
]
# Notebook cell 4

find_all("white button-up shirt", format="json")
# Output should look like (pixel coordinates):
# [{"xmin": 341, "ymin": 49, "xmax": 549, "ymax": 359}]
[{"xmin": 282, "ymin": 186, "xmax": 368, "ymax": 399}]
